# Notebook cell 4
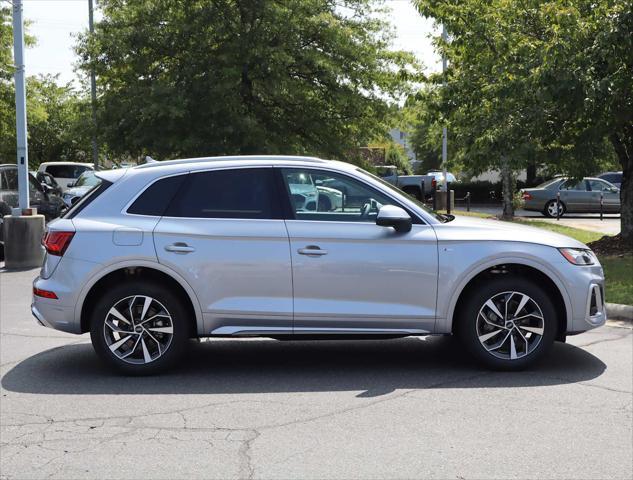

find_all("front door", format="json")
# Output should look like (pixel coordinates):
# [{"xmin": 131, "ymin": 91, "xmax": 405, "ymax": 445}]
[
  {"xmin": 279, "ymin": 167, "xmax": 438, "ymax": 335},
  {"xmin": 154, "ymin": 167, "xmax": 293, "ymax": 335},
  {"xmin": 587, "ymin": 179, "xmax": 621, "ymax": 213}
]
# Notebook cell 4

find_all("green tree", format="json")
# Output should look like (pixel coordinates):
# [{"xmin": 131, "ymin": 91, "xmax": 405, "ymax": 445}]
[
  {"xmin": 76, "ymin": 0, "xmax": 417, "ymax": 161},
  {"xmin": 385, "ymin": 143, "xmax": 412, "ymax": 174},
  {"xmin": 0, "ymin": 9, "xmax": 90, "ymax": 167},
  {"xmin": 415, "ymin": 0, "xmax": 632, "ymax": 239},
  {"xmin": 406, "ymin": 87, "xmax": 444, "ymax": 173}
]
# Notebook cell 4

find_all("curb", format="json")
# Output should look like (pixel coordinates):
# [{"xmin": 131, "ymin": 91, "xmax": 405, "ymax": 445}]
[{"xmin": 606, "ymin": 303, "xmax": 633, "ymax": 323}]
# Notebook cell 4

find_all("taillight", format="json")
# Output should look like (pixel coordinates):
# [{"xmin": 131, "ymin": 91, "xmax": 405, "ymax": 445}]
[
  {"xmin": 42, "ymin": 231, "xmax": 75, "ymax": 256},
  {"xmin": 432, "ymin": 178, "xmax": 437, "ymax": 190},
  {"xmin": 33, "ymin": 286, "xmax": 58, "ymax": 299},
  {"xmin": 521, "ymin": 191, "xmax": 532, "ymax": 200}
]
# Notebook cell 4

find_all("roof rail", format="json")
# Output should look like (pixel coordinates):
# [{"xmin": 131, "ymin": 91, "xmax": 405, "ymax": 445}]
[{"xmin": 135, "ymin": 155, "xmax": 328, "ymax": 169}]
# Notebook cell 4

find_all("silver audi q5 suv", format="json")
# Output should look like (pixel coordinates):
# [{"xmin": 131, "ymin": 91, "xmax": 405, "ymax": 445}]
[{"xmin": 32, "ymin": 156, "xmax": 606, "ymax": 374}]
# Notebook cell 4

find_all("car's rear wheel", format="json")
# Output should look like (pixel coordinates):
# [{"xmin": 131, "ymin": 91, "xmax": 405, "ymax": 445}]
[
  {"xmin": 456, "ymin": 277, "xmax": 557, "ymax": 370},
  {"xmin": 89, "ymin": 281, "xmax": 189, "ymax": 375},
  {"xmin": 543, "ymin": 199, "xmax": 565, "ymax": 218}
]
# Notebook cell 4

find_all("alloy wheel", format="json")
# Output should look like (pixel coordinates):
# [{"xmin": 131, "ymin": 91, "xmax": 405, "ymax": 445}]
[
  {"xmin": 103, "ymin": 295, "xmax": 174, "ymax": 364},
  {"xmin": 547, "ymin": 201, "xmax": 562, "ymax": 217},
  {"xmin": 476, "ymin": 291, "xmax": 545, "ymax": 360}
]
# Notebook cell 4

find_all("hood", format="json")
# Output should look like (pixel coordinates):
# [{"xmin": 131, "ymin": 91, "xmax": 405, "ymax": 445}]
[{"xmin": 434, "ymin": 215, "xmax": 587, "ymax": 249}]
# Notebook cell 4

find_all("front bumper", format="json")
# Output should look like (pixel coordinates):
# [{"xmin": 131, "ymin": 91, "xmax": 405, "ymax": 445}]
[{"xmin": 564, "ymin": 263, "xmax": 607, "ymax": 333}]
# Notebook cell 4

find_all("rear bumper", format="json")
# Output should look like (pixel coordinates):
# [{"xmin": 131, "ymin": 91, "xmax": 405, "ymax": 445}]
[{"xmin": 32, "ymin": 276, "xmax": 82, "ymax": 334}]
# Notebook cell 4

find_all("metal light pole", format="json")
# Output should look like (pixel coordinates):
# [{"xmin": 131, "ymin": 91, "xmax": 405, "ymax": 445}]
[
  {"xmin": 89, "ymin": 0, "xmax": 98, "ymax": 168},
  {"xmin": 5, "ymin": 0, "xmax": 45, "ymax": 269},
  {"xmin": 12, "ymin": 0, "xmax": 29, "ymax": 210},
  {"xmin": 441, "ymin": 24, "xmax": 448, "ymax": 193}
]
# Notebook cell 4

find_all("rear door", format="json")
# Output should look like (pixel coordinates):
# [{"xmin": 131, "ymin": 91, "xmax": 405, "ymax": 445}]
[
  {"xmin": 559, "ymin": 179, "xmax": 590, "ymax": 212},
  {"xmin": 153, "ymin": 167, "xmax": 294, "ymax": 335}
]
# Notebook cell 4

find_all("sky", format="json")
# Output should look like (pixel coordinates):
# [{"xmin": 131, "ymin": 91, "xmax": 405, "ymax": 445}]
[{"xmin": 21, "ymin": 0, "xmax": 441, "ymax": 86}]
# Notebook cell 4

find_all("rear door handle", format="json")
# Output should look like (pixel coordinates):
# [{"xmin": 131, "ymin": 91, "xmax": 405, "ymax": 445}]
[
  {"xmin": 165, "ymin": 242, "xmax": 195, "ymax": 254},
  {"xmin": 298, "ymin": 245, "xmax": 328, "ymax": 256}
]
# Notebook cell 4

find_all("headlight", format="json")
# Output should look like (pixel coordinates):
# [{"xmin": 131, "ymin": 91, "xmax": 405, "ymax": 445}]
[{"xmin": 559, "ymin": 248, "xmax": 596, "ymax": 265}]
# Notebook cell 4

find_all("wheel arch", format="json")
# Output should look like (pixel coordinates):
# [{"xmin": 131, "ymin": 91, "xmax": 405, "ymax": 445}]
[
  {"xmin": 75, "ymin": 260, "xmax": 203, "ymax": 336},
  {"xmin": 444, "ymin": 258, "xmax": 571, "ymax": 340}
]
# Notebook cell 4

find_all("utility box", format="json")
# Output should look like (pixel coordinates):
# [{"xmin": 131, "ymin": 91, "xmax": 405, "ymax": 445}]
[
  {"xmin": 435, "ymin": 190, "xmax": 455, "ymax": 211},
  {"xmin": 3, "ymin": 214, "xmax": 45, "ymax": 269}
]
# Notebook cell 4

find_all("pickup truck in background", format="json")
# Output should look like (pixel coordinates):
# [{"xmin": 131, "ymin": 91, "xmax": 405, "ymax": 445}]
[{"xmin": 375, "ymin": 165, "xmax": 436, "ymax": 200}]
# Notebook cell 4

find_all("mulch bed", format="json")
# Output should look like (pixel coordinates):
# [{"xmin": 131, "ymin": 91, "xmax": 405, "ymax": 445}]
[{"xmin": 587, "ymin": 234, "xmax": 633, "ymax": 256}]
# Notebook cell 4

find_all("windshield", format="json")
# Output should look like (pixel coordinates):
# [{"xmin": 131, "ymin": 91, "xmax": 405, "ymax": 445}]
[
  {"xmin": 74, "ymin": 171, "xmax": 101, "ymax": 187},
  {"xmin": 356, "ymin": 168, "xmax": 448, "ymax": 222}
]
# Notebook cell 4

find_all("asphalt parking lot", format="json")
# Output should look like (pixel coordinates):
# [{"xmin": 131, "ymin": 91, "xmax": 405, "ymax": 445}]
[{"xmin": 1, "ymin": 268, "xmax": 632, "ymax": 480}]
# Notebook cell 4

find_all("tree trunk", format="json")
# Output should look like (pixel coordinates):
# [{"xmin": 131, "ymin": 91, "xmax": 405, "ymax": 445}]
[
  {"xmin": 501, "ymin": 156, "xmax": 514, "ymax": 219},
  {"xmin": 610, "ymin": 133, "xmax": 632, "ymax": 246}
]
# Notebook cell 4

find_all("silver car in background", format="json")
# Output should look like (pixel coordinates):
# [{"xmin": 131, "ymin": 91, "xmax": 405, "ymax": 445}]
[
  {"xmin": 32, "ymin": 156, "xmax": 606, "ymax": 374},
  {"xmin": 521, "ymin": 177, "xmax": 620, "ymax": 217}
]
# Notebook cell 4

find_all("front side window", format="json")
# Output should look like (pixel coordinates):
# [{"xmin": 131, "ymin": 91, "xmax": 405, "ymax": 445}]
[
  {"xmin": 166, "ymin": 168, "xmax": 276, "ymax": 219},
  {"xmin": 280, "ymin": 168, "xmax": 396, "ymax": 222},
  {"xmin": 588, "ymin": 180, "xmax": 615, "ymax": 192}
]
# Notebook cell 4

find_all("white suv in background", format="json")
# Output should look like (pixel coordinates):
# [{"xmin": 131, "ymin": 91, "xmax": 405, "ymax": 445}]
[
  {"xmin": 38, "ymin": 162, "xmax": 94, "ymax": 192},
  {"xmin": 32, "ymin": 156, "xmax": 606, "ymax": 374}
]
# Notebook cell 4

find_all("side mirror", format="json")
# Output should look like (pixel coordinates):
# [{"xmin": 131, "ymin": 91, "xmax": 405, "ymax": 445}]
[
  {"xmin": 67, "ymin": 182, "xmax": 75, "ymax": 188},
  {"xmin": 376, "ymin": 205, "xmax": 412, "ymax": 233},
  {"xmin": 41, "ymin": 183, "xmax": 52, "ymax": 193}
]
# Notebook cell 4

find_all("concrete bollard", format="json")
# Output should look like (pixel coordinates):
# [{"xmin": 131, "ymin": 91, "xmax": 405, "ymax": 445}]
[{"xmin": 3, "ymin": 214, "xmax": 45, "ymax": 269}]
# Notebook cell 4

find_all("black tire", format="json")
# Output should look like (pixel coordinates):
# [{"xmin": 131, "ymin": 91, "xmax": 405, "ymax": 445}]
[
  {"xmin": 89, "ymin": 280, "xmax": 190, "ymax": 375},
  {"xmin": 542, "ymin": 199, "xmax": 565, "ymax": 218},
  {"xmin": 455, "ymin": 276, "xmax": 557, "ymax": 370}
]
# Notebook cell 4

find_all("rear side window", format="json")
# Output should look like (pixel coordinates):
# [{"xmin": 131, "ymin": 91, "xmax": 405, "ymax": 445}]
[
  {"xmin": 127, "ymin": 175, "xmax": 186, "ymax": 216},
  {"xmin": 166, "ymin": 168, "xmax": 276, "ymax": 219},
  {"xmin": 45, "ymin": 165, "xmax": 91, "ymax": 179},
  {"xmin": 63, "ymin": 181, "xmax": 112, "ymax": 219}
]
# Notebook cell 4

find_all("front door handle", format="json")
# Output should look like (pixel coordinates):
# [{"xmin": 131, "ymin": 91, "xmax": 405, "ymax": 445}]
[
  {"xmin": 165, "ymin": 242, "xmax": 195, "ymax": 254},
  {"xmin": 298, "ymin": 245, "xmax": 328, "ymax": 256}
]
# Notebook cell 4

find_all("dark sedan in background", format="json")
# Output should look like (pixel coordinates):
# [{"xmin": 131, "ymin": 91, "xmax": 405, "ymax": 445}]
[{"xmin": 521, "ymin": 177, "xmax": 620, "ymax": 217}]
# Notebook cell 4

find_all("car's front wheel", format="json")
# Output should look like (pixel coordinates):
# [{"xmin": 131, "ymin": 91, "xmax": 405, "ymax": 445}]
[
  {"xmin": 456, "ymin": 277, "xmax": 557, "ymax": 370},
  {"xmin": 89, "ymin": 281, "xmax": 190, "ymax": 375}
]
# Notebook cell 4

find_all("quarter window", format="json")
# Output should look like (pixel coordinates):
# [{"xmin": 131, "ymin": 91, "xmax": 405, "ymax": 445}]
[
  {"xmin": 280, "ymin": 168, "xmax": 396, "ymax": 222},
  {"xmin": 128, "ymin": 174, "xmax": 186, "ymax": 216},
  {"xmin": 166, "ymin": 168, "xmax": 276, "ymax": 219}
]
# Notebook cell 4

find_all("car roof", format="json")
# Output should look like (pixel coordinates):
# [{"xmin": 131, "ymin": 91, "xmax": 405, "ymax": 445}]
[
  {"xmin": 95, "ymin": 155, "xmax": 359, "ymax": 185},
  {"xmin": 39, "ymin": 161, "xmax": 94, "ymax": 167},
  {"xmin": 134, "ymin": 155, "xmax": 331, "ymax": 170}
]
